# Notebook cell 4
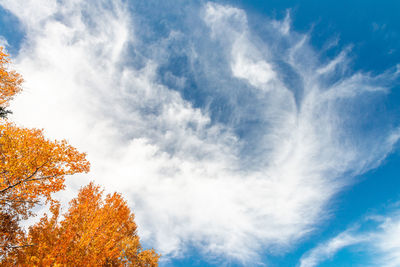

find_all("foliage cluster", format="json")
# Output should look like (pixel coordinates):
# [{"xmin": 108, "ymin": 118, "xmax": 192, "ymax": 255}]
[{"xmin": 0, "ymin": 47, "xmax": 159, "ymax": 266}]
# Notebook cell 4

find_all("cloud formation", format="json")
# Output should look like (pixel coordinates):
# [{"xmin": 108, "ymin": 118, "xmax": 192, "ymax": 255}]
[
  {"xmin": 300, "ymin": 212, "xmax": 400, "ymax": 267},
  {"xmin": 1, "ymin": 0, "xmax": 399, "ymax": 264}
]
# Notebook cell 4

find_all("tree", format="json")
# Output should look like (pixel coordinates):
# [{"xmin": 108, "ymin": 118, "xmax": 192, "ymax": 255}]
[
  {"xmin": 0, "ymin": 46, "xmax": 159, "ymax": 266},
  {"xmin": 0, "ymin": 47, "xmax": 90, "ymax": 255},
  {"xmin": 0, "ymin": 122, "xmax": 91, "ymax": 254},
  {"xmin": 0, "ymin": 47, "xmax": 23, "ymax": 118},
  {"xmin": 5, "ymin": 182, "xmax": 160, "ymax": 266}
]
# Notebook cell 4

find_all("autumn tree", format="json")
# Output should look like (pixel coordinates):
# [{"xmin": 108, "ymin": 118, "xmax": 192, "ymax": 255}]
[
  {"xmin": 0, "ymin": 46, "xmax": 159, "ymax": 266},
  {"xmin": 0, "ymin": 47, "xmax": 90, "ymax": 255},
  {"xmin": 5, "ymin": 182, "xmax": 160, "ymax": 266},
  {"xmin": 0, "ymin": 123, "xmax": 90, "ymax": 252},
  {"xmin": 0, "ymin": 47, "xmax": 22, "ymax": 118}
]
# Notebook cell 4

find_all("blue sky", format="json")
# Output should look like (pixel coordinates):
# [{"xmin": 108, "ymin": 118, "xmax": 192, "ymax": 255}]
[{"xmin": 0, "ymin": 0, "xmax": 399, "ymax": 266}]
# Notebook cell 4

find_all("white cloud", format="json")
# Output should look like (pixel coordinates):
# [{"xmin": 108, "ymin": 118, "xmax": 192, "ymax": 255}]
[
  {"xmin": 372, "ymin": 213, "xmax": 400, "ymax": 267},
  {"xmin": 1, "ymin": 0, "xmax": 399, "ymax": 265},
  {"xmin": 0, "ymin": 35, "xmax": 8, "ymax": 48},
  {"xmin": 272, "ymin": 10, "xmax": 291, "ymax": 35},
  {"xmin": 205, "ymin": 3, "xmax": 277, "ymax": 90},
  {"xmin": 0, "ymin": 0, "xmax": 57, "ymax": 27},
  {"xmin": 231, "ymin": 35, "xmax": 276, "ymax": 89},
  {"xmin": 299, "ymin": 230, "xmax": 372, "ymax": 267},
  {"xmin": 300, "ymin": 213, "xmax": 400, "ymax": 267}
]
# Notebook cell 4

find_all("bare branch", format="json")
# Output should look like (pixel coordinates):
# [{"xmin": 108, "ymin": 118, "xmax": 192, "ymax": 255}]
[{"xmin": 0, "ymin": 244, "xmax": 35, "ymax": 249}]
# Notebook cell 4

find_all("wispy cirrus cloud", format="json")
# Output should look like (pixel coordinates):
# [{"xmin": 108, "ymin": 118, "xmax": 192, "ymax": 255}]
[
  {"xmin": 300, "ymin": 211, "xmax": 400, "ymax": 267},
  {"xmin": 299, "ymin": 228, "xmax": 373, "ymax": 267},
  {"xmin": 0, "ymin": 0, "xmax": 399, "ymax": 265}
]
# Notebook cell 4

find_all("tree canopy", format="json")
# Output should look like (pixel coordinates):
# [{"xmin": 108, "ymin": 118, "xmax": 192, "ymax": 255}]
[
  {"xmin": 0, "ymin": 47, "xmax": 22, "ymax": 118},
  {"xmin": 6, "ymin": 183, "xmax": 159, "ymax": 266},
  {"xmin": 0, "ymin": 46, "xmax": 159, "ymax": 265},
  {"xmin": 0, "ymin": 46, "xmax": 90, "ymax": 256}
]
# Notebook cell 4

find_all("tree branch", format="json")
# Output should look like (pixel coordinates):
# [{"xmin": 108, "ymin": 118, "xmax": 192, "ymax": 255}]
[{"xmin": 0, "ymin": 161, "xmax": 50, "ymax": 194}]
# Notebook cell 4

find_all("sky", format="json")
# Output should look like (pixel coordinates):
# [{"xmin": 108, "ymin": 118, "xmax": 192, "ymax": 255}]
[{"xmin": 0, "ymin": 0, "xmax": 399, "ymax": 266}]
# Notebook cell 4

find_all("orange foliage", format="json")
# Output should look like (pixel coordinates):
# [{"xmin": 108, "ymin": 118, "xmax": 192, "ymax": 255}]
[
  {"xmin": 7, "ymin": 182, "xmax": 159, "ymax": 266},
  {"xmin": 0, "ymin": 122, "xmax": 90, "ymax": 215},
  {"xmin": 0, "ymin": 46, "xmax": 159, "ymax": 265},
  {"xmin": 0, "ymin": 47, "xmax": 23, "ymax": 107},
  {"xmin": 0, "ymin": 46, "xmax": 90, "ymax": 256},
  {"xmin": 0, "ymin": 122, "xmax": 90, "ymax": 254}
]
